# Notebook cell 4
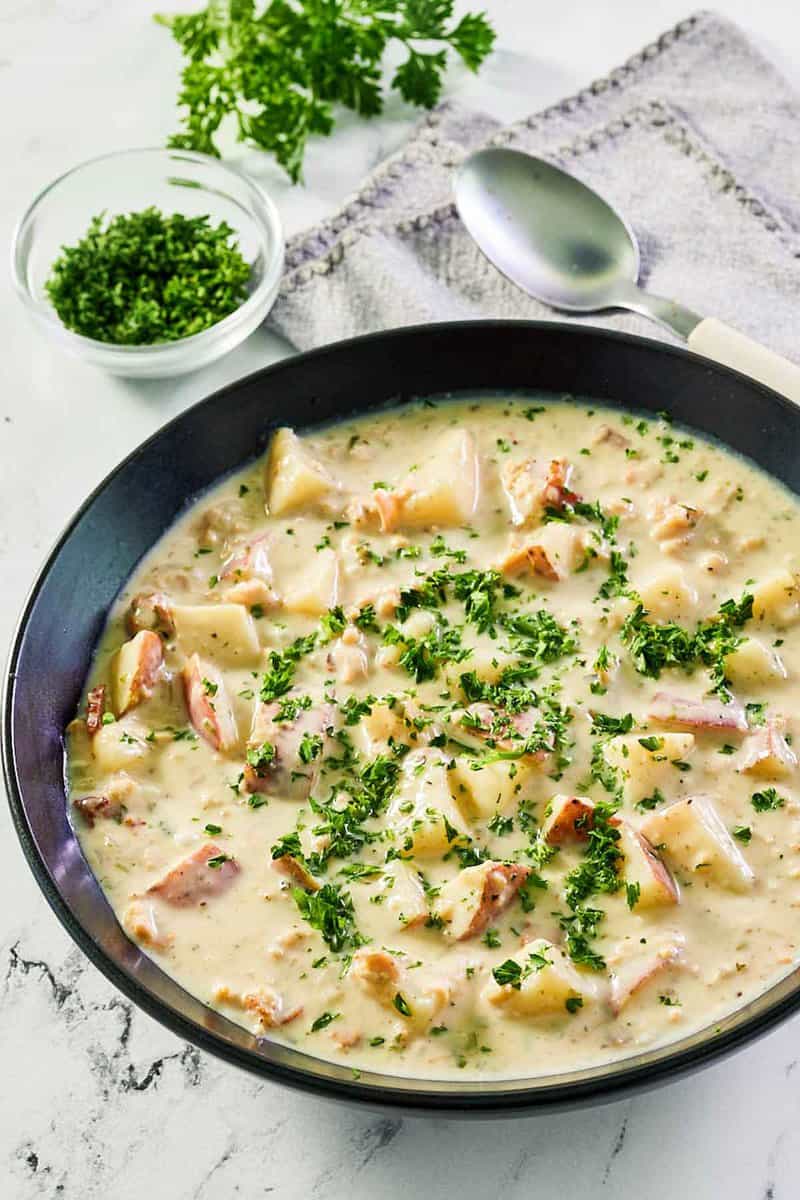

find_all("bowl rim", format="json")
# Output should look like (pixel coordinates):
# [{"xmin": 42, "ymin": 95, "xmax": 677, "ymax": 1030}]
[
  {"xmin": 6, "ymin": 318, "xmax": 800, "ymax": 1114},
  {"xmin": 9, "ymin": 145, "xmax": 284, "ymax": 357}
]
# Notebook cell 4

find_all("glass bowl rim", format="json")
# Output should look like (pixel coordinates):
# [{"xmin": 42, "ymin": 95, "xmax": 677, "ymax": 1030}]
[{"xmin": 9, "ymin": 145, "xmax": 285, "ymax": 357}]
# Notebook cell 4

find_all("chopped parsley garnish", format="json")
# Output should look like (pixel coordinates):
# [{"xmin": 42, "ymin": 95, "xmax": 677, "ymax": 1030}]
[
  {"xmin": 393, "ymin": 992, "xmax": 413, "ymax": 1017},
  {"xmin": 45, "ymin": 208, "xmax": 251, "ymax": 344},
  {"xmin": 292, "ymin": 883, "xmax": 363, "ymax": 952},
  {"xmin": 751, "ymin": 787, "xmax": 785, "ymax": 813},
  {"xmin": 383, "ymin": 621, "xmax": 470, "ymax": 683},
  {"xmin": 206, "ymin": 853, "xmax": 232, "ymax": 869},
  {"xmin": 246, "ymin": 741, "xmax": 276, "ymax": 775},
  {"xmin": 621, "ymin": 591, "xmax": 754, "ymax": 697},
  {"xmin": 260, "ymin": 634, "xmax": 318, "ymax": 701},
  {"xmin": 298, "ymin": 732, "xmax": 323, "ymax": 764},
  {"xmin": 310, "ymin": 1011, "xmax": 339, "ymax": 1033}
]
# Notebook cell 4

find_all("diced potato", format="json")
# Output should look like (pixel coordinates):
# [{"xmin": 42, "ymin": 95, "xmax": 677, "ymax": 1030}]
[
  {"xmin": 183, "ymin": 654, "xmax": 240, "ymax": 753},
  {"xmin": 265, "ymin": 427, "xmax": 337, "ymax": 516},
  {"xmin": 443, "ymin": 645, "xmax": 505, "ymax": 696},
  {"xmin": 382, "ymin": 861, "xmax": 429, "ymax": 929},
  {"xmin": 604, "ymin": 733, "xmax": 695, "ymax": 808},
  {"xmin": 391, "ymin": 429, "xmax": 479, "ymax": 529},
  {"xmin": 173, "ymin": 603, "xmax": 260, "ymax": 665},
  {"xmin": 283, "ymin": 547, "xmax": 340, "ymax": 616},
  {"xmin": 615, "ymin": 821, "xmax": 679, "ymax": 908},
  {"xmin": 736, "ymin": 719, "xmax": 797, "ymax": 778},
  {"xmin": 483, "ymin": 939, "xmax": 593, "ymax": 1018},
  {"xmin": 448, "ymin": 758, "xmax": 529, "ymax": 822},
  {"xmin": 500, "ymin": 458, "xmax": 545, "ymax": 527},
  {"xmin": 724, "ymin": 637, "xmax": 786, "ymax": 687},
  {"xmin": 358, "ymin": 703, "xmax": 408, "ymax": 756},
  {"xmin": 434, "ymin": 861, "xmax": 530, "ymax": 940},
  {"xmin": 637, "ymin": 567, "xmax": 698, "ymax": 622},
  {"xmin": 541, "ymin": 794, "xmax": 595, "ymax": 844},
  {"xmin": 608, "ymin": 933, "xmax": 685, "ymax": 1014},
  {"xmin": 387, "ymin": 751, "xmax": 470, "ymax": 857},
  {"xmin": 349, "ymin": 948, "xmax": 448, "ymax": 1036},
  {"xmin": 110, "ymin": 630, "xmax": 163, "ymax": 716},
  {"xmin": 499, "ymin": 523, "xmax": 588, "ymax": 582},
  {"xmin": 641, "ymin": 794, "xmax": 754, "ymax": 892},
  {"xmin": 751, "ymin": 570, "xmax": 800, "ymax": 627},
  {"xmin": 92, "ymin": 721, "xmax": 150, "ymax": 773}
]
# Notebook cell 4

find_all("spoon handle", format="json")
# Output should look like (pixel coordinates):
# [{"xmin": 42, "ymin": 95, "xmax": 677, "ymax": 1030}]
[{"xmin": 687, "ymin": 318, "xmax": 800, "ymax": 405}]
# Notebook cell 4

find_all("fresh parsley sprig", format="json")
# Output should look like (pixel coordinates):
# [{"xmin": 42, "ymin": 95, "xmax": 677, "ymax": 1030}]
[{"xmin": 157, "ymin": 0, "xmax": 496, "ymax": 182}]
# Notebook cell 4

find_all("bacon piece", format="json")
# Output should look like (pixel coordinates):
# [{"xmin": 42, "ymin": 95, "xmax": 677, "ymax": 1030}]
[
  {"xmin": 213, "ymin": 984, "xmax": 301, "ymax": 1029},
  {"xmin": 350, "ymin": 948, "xmax": 401, "ymax": 1001},
  {"xmin": 649, "ymin": 501, "xmax": 703, "ymax": 553},
  {"xmin": 736, "ymin": 718, "xmax": 797, "ymax": 778},
  {"xmin": 222, "ymin": 532, "xmax": 273, "ymax": 583},
  {"xmin": 123, "ymin": 900, "xmax": 172, "ymax": 950},
  {"xmin": 542, "ymin": 795, "xmax": 596, "ymax": 845},
  {"xmin": 85, "ymin": 685, "xmax": 107, "ymax": 737},
  {"xmin": 434, "ymin": 861, "xmax": 530, "ymax": 940},
  {"xmin": 331, "ymin": 1028, "xmax": 362, "ymax": 1050},
  {"xmin": 542, "ymin": 458, "xmax": 581, "ymax": 510},
  {"xmin": 73, "ymin": 793, "xmax": 123, "ymax": 828},
  {"xmin": 147, "ymin": 841, "xmax": 239, "ymax": 907},
  {"xmin": 244, "ymin": 695, "xmax": 333, "ymax": 799},
  {"xmin": 501, "ymin": 457, "xmax": 580, "ymax": 528},
  {"xmin": 647, "ymin": 691, "xmax": 748, "ymax": 733},
  {"xmin": 125, "ymin": 591, "xmax": 175, "ymax": 637},
  {"xmin": 182, "ymin": 654, "xmax": 239, "ymax": 752}
]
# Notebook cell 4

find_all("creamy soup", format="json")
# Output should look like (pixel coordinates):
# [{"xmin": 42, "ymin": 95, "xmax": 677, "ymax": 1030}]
[{"xmin": 66, "ymin": 396, "xmax": 800, "ymax": 1081}]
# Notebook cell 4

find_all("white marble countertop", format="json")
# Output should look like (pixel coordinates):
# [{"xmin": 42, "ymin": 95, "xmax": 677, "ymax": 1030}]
[{"xmin": 3, "ymin": 3, "xmax": 800, "ymax": 1196}]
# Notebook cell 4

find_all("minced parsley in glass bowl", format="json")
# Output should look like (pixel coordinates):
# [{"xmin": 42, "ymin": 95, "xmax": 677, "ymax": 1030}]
[{"xmin": 11, "ymin": 149, "xmax": 284, "ymax": 379}]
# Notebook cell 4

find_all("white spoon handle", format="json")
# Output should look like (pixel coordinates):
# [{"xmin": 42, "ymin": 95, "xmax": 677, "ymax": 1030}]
[{"xmin": 687, "ymin": 318, "xmax": 800, "ymax": 405}]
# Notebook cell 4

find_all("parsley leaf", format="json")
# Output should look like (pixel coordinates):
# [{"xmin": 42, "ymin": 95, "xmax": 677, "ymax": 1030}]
[{"xmin": 158, "ymin": 1, "xmax": 496, "ymax": 183}]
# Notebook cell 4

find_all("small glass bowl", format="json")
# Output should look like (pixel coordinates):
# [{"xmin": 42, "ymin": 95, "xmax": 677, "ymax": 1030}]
[{"xmin": 11, "ymin": 148, "xmax": 284, "ymax": 379}]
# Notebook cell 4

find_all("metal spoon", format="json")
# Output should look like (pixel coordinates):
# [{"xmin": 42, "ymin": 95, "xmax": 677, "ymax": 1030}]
[{"xmin": 455, "ymin": 147, "xmax": 800, "ymax": 402}]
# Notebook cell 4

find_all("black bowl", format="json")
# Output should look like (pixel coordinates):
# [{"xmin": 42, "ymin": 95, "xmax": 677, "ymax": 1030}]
[{"xmin": 5, "ymin": 321, "xmax": 800, "ymax": 1115}]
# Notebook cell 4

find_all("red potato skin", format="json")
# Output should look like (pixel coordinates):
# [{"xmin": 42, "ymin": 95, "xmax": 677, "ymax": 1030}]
[
  {"xmin": 147, "ymin": 842, "xmax": 239, "ymax": 907},
  {"xmin": 623, "ymin": 825, "xmax": 680, "ymax": 905},
  {"xmin": 85, "ymin": 685, "xmax": 107, "ymax": 737},
  {"xmin": 457, "ymin": 863, "xmax": 531, "ymax": 941},
  {"xmin": 737, "ymin": 719, "xmax": 797, "ymax": 773},
  {"xmin": 120, "ymin": 631, "xmax": 164, "ymax": 713},
  {"xmin": 244, "ymin": 698, "xmax": 333, "ymax": 798},
  {"xmin": 182, "ymin": 655, "xmax": 237, "ymax": 752},
  {"xmin": 544, "ymin": 797, "xmax": 596, "ymax": 845},
  {"xmin": 609, "ymin": 942, "xmax": 683, "ymax": 1015},
  {"xmin": 222, "ymin": 533, "xmax": 273, "ymax": 582},
  {"xmin": 648, "ymin": 691, "xmax": 748, "ymax": 733},
  {"xmin": 462, "ymin": 703, "xmax": 549, "ymax": 763}
]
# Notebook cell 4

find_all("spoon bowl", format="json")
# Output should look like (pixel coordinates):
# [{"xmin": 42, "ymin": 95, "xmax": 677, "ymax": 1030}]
[{"xmin": 455, "ymin": 148, "xmax": 640, "ymax": 312}]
